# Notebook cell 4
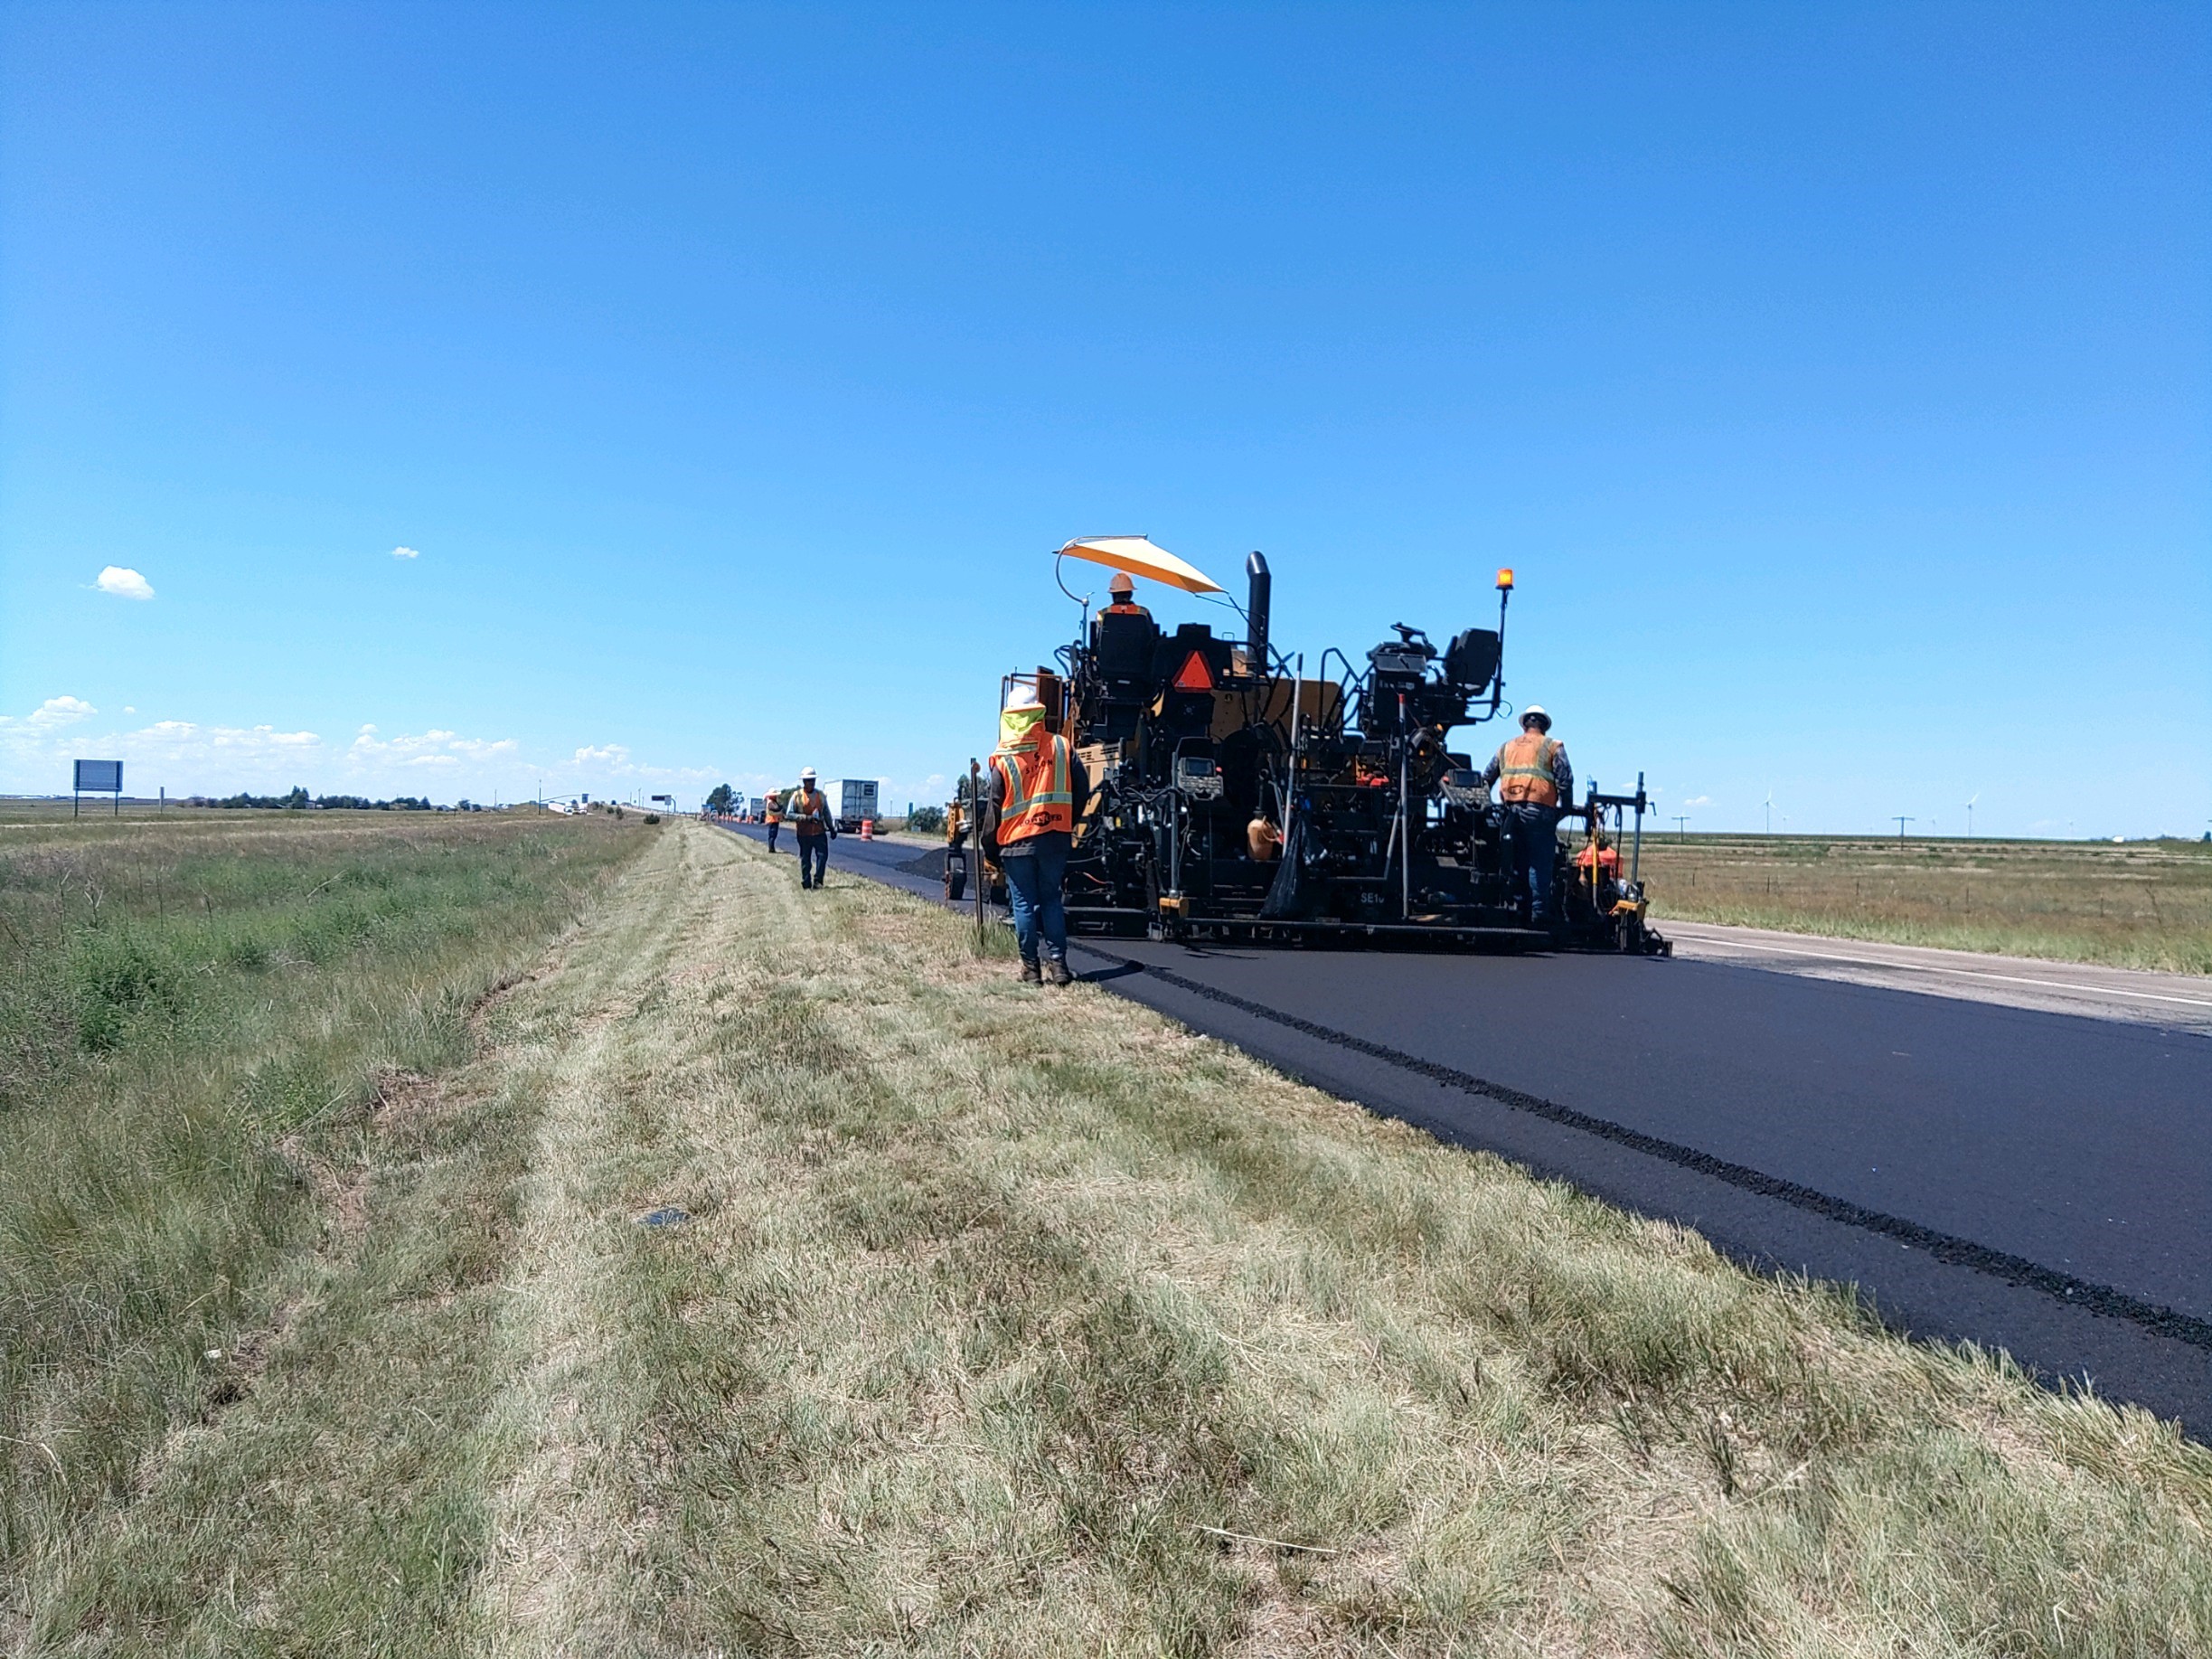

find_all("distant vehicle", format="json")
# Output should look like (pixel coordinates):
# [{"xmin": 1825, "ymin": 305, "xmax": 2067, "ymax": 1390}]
[
  {"xmin": 826, "ymin": 778, "xmax": 879, "ymax": 833},
  {"xmin": 746, "ymin": 796, "xmax": 766, "ymax": 820}
]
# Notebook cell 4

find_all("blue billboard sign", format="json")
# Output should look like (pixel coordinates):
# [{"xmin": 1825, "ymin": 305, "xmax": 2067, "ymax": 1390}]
[{"xmin": 73, "ymin": 759, "xmax": 124, "ymax": 817}]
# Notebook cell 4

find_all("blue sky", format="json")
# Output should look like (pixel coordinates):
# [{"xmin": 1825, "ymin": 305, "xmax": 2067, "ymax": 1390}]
[{"xmin": 3, "ymin": 2, "xmax": 2206, "ymax": 834}]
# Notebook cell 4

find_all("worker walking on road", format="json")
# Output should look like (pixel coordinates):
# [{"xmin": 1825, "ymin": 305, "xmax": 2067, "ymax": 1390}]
[
  {"xmin": 983, "ymin": 685, "xmax": 1089, "ymax": 985},
  {"xmin": 786, "ymin": 767, "xmax": 837, "ymax": 890},
  {"xmin": 1484, "ymin": 705, "xmax": 1573, "ymax": 928},
  {"xmin": 764, "ymin": 788, "xmax": 784, "ymax": 853}
]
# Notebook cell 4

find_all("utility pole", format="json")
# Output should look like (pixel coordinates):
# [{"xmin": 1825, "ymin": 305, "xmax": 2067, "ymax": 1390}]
[
  {"xmin": 1893, "ymin": 815, "xmax": 1914, "ymax": 845},
  {"xmin": 1673, "ymin": 815, "xmax": 1690, "ymax": 842}
]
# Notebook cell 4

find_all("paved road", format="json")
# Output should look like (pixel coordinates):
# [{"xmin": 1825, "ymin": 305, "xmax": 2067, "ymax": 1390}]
[{"xmin": 721, "ymin": 823, "xmax": 2212, "ymax": 1430}]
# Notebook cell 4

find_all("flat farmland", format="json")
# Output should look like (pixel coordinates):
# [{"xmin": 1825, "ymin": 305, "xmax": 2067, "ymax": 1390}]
[{"xmin": 1639, "ymin": 834, "xmax": 2212, "ymax": 974}]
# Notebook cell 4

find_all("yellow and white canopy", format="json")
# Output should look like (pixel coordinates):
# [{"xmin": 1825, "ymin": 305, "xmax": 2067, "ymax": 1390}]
[{"xmin": 1056, "ymin": 535, "xmax": 1224, "ymax": 596}]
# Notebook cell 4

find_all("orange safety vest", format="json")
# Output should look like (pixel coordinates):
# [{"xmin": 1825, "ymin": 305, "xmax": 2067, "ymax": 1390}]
[
  {"xmin": 1495, "ymin": 730, "xmax": 1561, "ymax": 806},
  {"xmin": 1102, "ymin": 601, "xmax": 1150, "ymax": 617},
  {"xmin": 990, "ymin": 728, "xmax": 1075, "ymax": 844},
  {"xmin": 765, "ymin": 799, "xmax": 783, "ymax": 824},
  {"xmin": 787, "ymin": 787, "xmax": 828, "ymax": 834},
  {"xmin": 1577, "ymin": 844, "xmax": 1620, "ymax": 879}
]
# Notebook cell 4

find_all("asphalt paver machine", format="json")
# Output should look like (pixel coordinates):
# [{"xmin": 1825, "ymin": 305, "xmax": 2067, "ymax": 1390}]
[{"xmin": 946, "ymin": 537, "xmax": 1668, "ymax": 955}]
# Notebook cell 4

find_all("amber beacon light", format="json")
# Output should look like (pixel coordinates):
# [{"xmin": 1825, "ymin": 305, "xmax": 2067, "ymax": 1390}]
[{"xmin": 1495, "ymin": 568, "xmax": 1515, "ymax": 592}]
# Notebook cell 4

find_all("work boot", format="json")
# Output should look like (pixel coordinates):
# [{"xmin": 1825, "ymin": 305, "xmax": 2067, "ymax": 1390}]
[
  {"xmin": 1045, "ymin": 956, "xmax": 1073, "ymax": 986},
  {"xmin": 1018, "ymin": 959, "xmax": 1042, "ymax": 985}
]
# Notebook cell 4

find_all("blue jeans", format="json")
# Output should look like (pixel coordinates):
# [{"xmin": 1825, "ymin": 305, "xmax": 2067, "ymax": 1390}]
[
  {"xmin": 1001, "ymin": 835, "xmax": 1068, "ymax": 964},
  {"xmin": 797, "ymin": 834, "xmax": 828, "ymax": 887},
  {"xmin": 1504, "ymin": 806, "xmax": 1558, "ymax": 923}
]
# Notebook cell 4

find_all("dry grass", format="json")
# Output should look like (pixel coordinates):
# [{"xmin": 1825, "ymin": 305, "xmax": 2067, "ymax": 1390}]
[
  {"xmin": 0, "ymin": 808, "xmax": 645, "ymax": 1643},
  {"xmin": 14, "ymin": 821, "xmax": 2205, "ymax": 1654},
  {"xmin": 1640, "ymin": 833, "xmax": 2212, "ymax": 974}
]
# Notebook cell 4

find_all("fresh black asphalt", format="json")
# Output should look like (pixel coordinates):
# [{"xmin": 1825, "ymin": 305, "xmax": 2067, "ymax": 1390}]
[{"xmin": 724, "ymin": 823, "xmax": 2212, "ymax": 1430}]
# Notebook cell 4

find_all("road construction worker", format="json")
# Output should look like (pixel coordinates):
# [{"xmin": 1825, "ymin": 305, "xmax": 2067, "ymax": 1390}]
[
  {"xmin": 764, "ymin": 788, "xmax": 784, "ymax": 853},
  {"xmin": 1483, "ymin": 705, "xmax": 1573, "ymax": 927},
  {"xmin": 1101, "ymin": 571, "xmax": 1151, "ymax": 619},
  {"xmin": 982, "ymin": 685, "xmax": 1090, "ymax": 985},
  {"xmin": 1576, "ymin": 831, "xmax": 1620, "ymax": 885},
  {"xmin": 786, "ymin": 767, "xmax": 837, "ymax": 890}
]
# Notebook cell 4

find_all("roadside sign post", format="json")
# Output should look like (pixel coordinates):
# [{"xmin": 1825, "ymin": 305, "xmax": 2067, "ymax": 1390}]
[
  {"xmin": 969, "ymin": 758, "xmax": 986, "ymax": 948},
  {"xmin": 73, "ymin": 759, "xmax": 123, "ymax": 819}
]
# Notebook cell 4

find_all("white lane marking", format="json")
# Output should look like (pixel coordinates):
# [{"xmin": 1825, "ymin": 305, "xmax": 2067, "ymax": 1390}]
[{"xmin": 1668, "ymin": 932, "xmax": 2212, "ymax": 1010}]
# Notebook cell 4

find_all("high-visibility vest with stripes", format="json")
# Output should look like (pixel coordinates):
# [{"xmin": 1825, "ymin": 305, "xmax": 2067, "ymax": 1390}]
[
  {"xmin": 991, "ymin": 730, "xmax": 1074, "ymax": 844},
  {"xmin": 1495, "ymin": 730, "xmax": 1561, "ymax": 806},
  {"xmin": 788, "ymin": 788, "xmax": 827, "ymax": 831}
]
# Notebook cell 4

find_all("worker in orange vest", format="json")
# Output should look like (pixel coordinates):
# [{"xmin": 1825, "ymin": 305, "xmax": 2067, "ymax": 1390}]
[
  {"xmin": 1101, "ymin": 571, "xmax": 1151, "ymax": 619},
  {"xmin": 1577, "ymin": 833, "xmax": 1620, "ymax": 885},
  {"xmin": 982, "ymin": 685, "xmax": 1090, "ymax": 984},
  {"xmin": 764, "ymin": 788, "xmax": 784, "ymax": 853},
  {"xmin": 1484, "ymin": 705, "xmax": 1573, "ymax": 927},
  {"xmin": 786, "ymin": 768, "xmax": 837, "ymax": 890}
]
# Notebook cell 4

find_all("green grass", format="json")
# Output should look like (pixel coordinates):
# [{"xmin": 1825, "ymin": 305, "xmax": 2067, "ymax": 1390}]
[
  {"xmin": 1640, "ymin": 833, "xmax": 2212, "ymax": 974},
  {"xmin": 15, "ymin": 823, "xmax": 2206, "ymax": 1655},
  {"xmin": 0, "ymin": 809, "xmax": 646, "ymax": 1623}
]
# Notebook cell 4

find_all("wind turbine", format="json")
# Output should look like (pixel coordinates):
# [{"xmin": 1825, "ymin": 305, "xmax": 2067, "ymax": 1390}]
[
  {"xmin": 1965, "ymin": 794, "xmax": 1979, "ymax": 839},
  {"xmin": 1764, "ymin": 786, "xmax": 1774, "ymax": 837}
]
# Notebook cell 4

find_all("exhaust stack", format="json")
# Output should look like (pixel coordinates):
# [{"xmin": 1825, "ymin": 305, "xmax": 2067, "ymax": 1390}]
[{"xmin": 1246, "ymin": 551, "xmax": 1271, "ymax": 673}]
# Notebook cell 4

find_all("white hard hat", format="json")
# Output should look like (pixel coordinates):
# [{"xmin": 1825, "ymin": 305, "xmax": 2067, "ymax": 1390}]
[
  {"xmin": 1003, "ymin": 685, "xmax": 1045, "ymax": 712},
  {"xmin": 800, "ymin": 766, "xmax": 817, "ymax": 780},
  {"xmin": 1521, "ymin": 704, "xmax": 1549, "ymax": 725}
]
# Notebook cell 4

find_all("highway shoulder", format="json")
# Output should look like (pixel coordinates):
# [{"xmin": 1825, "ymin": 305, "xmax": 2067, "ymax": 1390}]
[{"xmin": 1660, "ymin": 919, "xmax": 2212, "ymax": 1035}]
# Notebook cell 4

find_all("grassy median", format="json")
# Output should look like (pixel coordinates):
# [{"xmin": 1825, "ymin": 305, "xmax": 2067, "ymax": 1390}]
[{"xmin": 1641, "ymin": 833, "xmax": 2212, "ymax": 974}]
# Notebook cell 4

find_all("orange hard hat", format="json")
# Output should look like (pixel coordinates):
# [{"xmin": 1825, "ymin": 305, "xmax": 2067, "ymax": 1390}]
[{"xmin": 1108, "ymin": 571, "xmax": 1134, "ymax": 596}]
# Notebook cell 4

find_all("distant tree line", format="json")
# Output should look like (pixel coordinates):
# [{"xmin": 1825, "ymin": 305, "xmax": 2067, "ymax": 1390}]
[{"xmin": 205, "ymin": 788, "xmax": 452, "ymax": 811}]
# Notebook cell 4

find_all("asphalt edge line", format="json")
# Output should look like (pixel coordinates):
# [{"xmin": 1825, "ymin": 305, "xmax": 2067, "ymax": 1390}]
[{"xmin": 1072, "ymin": 943, "xmax": 2212, "ymax": 1355}]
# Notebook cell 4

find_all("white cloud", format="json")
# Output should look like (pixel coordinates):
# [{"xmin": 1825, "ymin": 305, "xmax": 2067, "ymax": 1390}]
[
  {"xmin": 0, "ymin": 715, "xmax": 325, "ymax": 794},
  {"xmin": 28, "ymin": 695, "xmax": 97, "ymax": 729},
  {"xmin": 1680, "ymin": 795, "xmax": 1713, "ymax": 807},
  {"xmin": 0, "ymin": 702, "xmax": 712, "ymax": 804},
  {"xmin": 94, "ymin": 566, "xmax": 155, "ymax": 600},
  {"xmin": 347, "ymin": 726, "xmax": 520, "ymax": 776},
  {"xmin": 391, "ymin": 546, "xmax": 420, "ymax": 560}
]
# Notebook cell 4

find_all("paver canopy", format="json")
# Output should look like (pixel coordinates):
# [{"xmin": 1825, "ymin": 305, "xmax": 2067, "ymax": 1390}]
[{"xmin": 1056, "ymin": 535, "xmax": 1224, "ymax": 594}]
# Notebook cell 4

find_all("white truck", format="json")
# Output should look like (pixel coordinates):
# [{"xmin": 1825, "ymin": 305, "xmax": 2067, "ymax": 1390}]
[{"xmin": 827, "ymin": 778, "xmax": 880, "ymax": 833}]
